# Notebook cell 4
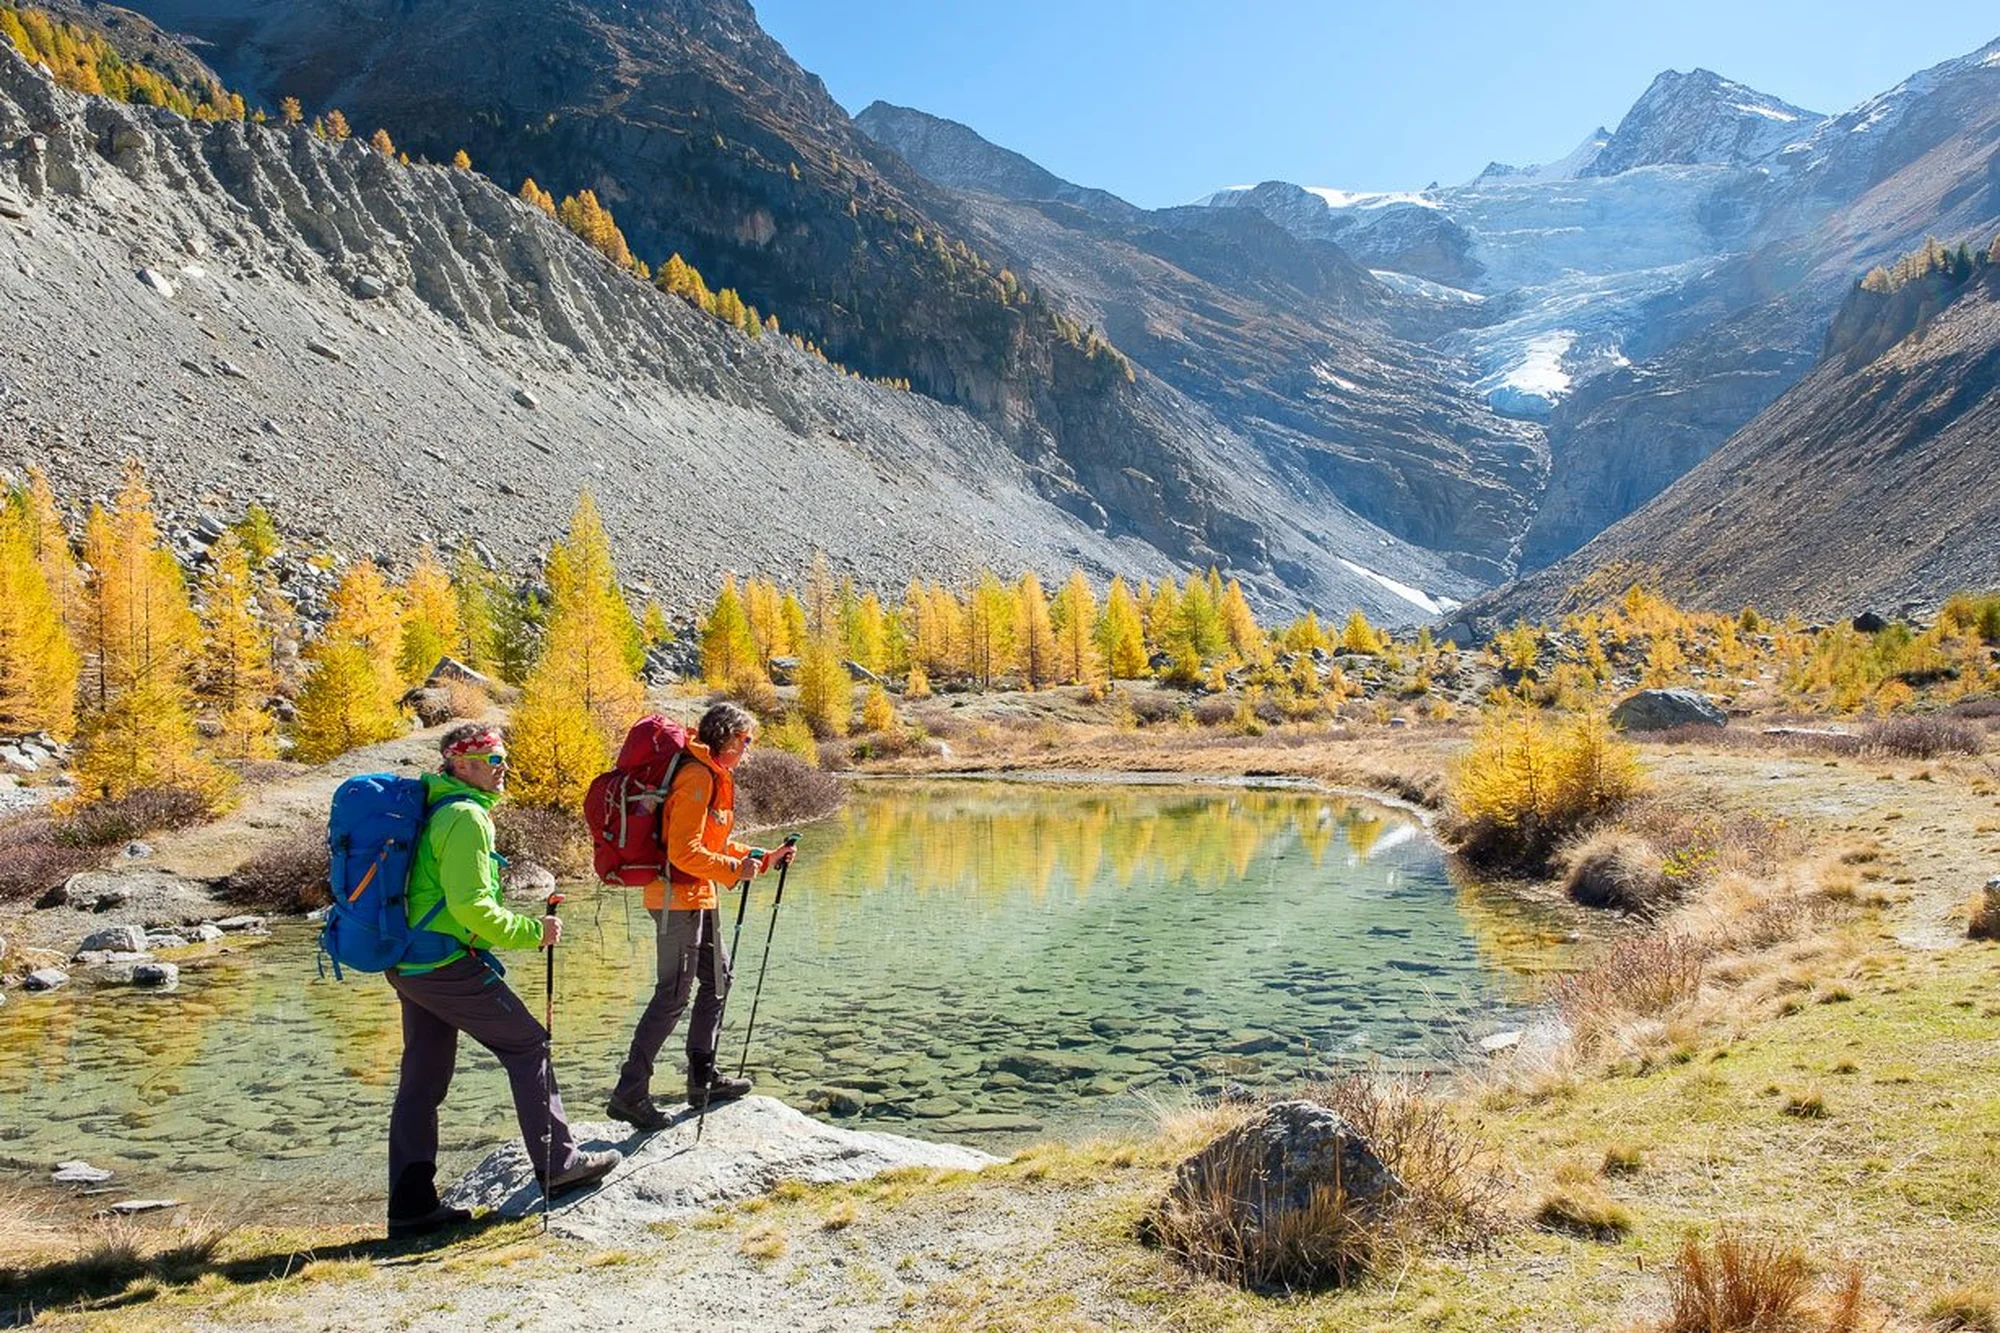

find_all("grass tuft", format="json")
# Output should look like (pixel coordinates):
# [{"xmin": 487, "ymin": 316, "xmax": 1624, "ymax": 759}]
[
  {"xmin": 1662, "ymin": 1231, "xmax": 1810, "ymax": 1332},
  {"xmin": 1924, "ymin": 1284, "xmax": 2000, "ymax": 1331}
]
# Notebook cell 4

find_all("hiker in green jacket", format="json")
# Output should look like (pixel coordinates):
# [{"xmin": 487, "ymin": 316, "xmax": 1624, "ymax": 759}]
[{"xmin": 382, "ymin": 722, "xmax": 618, "ymax": 1237}]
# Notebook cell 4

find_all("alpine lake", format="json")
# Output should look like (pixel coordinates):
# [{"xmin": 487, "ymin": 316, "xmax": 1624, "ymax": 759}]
[{"xmin": 0, "ymin": 778, "xmax": 1576, "ymax": 1220}]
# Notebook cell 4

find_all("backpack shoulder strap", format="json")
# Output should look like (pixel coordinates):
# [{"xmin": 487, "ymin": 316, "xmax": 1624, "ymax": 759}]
[{"xmin": 413, "ymin": 792, "xmax": 484, "ymax": 930}]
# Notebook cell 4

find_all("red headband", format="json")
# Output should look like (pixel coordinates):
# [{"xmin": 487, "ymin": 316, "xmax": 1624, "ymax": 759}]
[{"xmin": 443, "ymin": 728, "xmax": 505, "ymax": 759}]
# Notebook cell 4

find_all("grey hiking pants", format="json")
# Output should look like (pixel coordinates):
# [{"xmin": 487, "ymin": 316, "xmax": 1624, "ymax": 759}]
[
  {"xmin": 385, "ymin": 955, "xmax": 581, "ymax": 1215},
  {"xmin": 614, "ymin": 906, "xmax": 731, "ymax": 1103}
]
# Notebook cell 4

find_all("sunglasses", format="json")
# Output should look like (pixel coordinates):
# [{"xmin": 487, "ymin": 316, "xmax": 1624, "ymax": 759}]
[{"xmin": 463, "ymin": 751, "xmax": 510, "ymax": 768}]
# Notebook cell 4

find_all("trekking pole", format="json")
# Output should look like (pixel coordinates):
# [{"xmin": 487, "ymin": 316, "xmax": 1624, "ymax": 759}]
[
  {"xmin": 541, "ymin": 891, "xmax": 564, "ymax": 1234},
  {"xmin": 736, "ymin": 834, "xmax": 801, "ymax": 1080},
  {"xmin": 696, "ymin": 868, "xmax": 758, "ymax": 1145}
]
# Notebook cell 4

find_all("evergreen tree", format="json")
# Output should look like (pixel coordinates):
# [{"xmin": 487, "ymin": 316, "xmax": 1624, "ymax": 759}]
[
  {"xmin": 843, "ymin": 590, "xmax": 887, "ymax": 674},
  {"xmin": 196, "ymin": 530, "xmax": 277, "ymax": 760},
  {"xmin": 1340, "ymin": 609, "xmax": 1384, "ymax": 654},
  {"xmin": 796, "ymin": 634, "xmax": 851, "ymax": 738},
  {"xmin": 1219, "ymin": 579, "xmax": 1263, "ymax": 664},
  {"xmin": 72, "ymin": 463, "xmax": 225, "ymax": 802},
  {"xmin": 0, "ymin": 489, "xmax": 79, "ymax": 739},
  {"xmin": 369, "ymin": 127, "xmax": 394, "ymax": 157},
  {"xmin": 490, "ymin": 585, "xmax": 544, "ymax": 685},
  {"xmin": 450, "ymin": 545, "xmax": 499, "ymax": 672},
  {"xmin": 21, "ymin": 467, "xmax": 84, "ymax": 644},
  {"xmin": 230, "ymin": 501, "xmax": 281, "ymax": 567},
  {"xmin": 1049, "ymin": 569, "xmax": 1102, "ymax": 688},
  {"xmin": 1179, "ymin": 574, "xmax": 1226, "ymax": 659},
  {"xmin": 1096, "ymin": 576, "xmax": 1148, "ymax": 679},
  {"xmin": 860, "ymin": 681, "xmax": 896, "ymax": 733},
  {"xmin": 519, "ymin": 177, "xmax": 556, "ymax": 216},
  {"xmin": 510, "ymin": 494, "xmax": 645, "ymax": 808},
  {"xmin": 701, "ymin": 576, "xmax": 761, "ymax": 686},
  {"xmin": 743, "ymin": 576, "xmax": 791, "ymax": 668},
  {"xmin": 803, "ymin": 551, "xmax": 838, "ymax": 640},
  {"xmin": 1014, "ymin": 572, "xmax": 1057, "ymax": 690},
  {"xmin": 324, "ymin": 108, "xmax": 350, "ymax": 141},
  {"xmin": 279, "ymin": 95, "xmax": 302, "ymax": 126},
  {"xmin": 292, "ymin": 640, "xmax": 399, "ymax": 763},
  {"xmin": 396, "ymin": 547, "xmax": 460, "ymax": 686},
  {"xmin": 965, "ymin": 570, "xmax": 1016, "ymax": 689}
]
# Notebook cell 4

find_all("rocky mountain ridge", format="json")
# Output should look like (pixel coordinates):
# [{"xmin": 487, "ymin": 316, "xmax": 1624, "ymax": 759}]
[
  {"xmin": 1199, "ymin": 38, "xmax": 2000, "ymax": 577},
  {"xmin": 92, "ymin": 0, "xmax": 1501, "ymax": 616},
  {"xmin": 0, "ymin": 43, "xmax": 1200, "ymax": 613},
  {"xmin": 1483, "ymin": 256, "xmax": 2000, "ymax": 621}
]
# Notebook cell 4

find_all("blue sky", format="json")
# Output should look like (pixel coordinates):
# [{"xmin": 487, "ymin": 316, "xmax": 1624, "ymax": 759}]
[{"xmin": 752, "ymin": 0, "xmax": 2000, "ymax": 208}]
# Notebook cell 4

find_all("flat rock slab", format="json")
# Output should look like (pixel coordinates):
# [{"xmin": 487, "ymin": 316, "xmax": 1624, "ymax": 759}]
[{"xmin": 441, "ymin": 1095, "xmax": 996, "ymax": 1246}]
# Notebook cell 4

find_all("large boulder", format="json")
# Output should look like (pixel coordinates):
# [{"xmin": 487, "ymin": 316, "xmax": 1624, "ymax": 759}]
[
  {"xmin": 1152, "ymin": 1100, "xmax": 1402, "ymax": 1289},
  {"xmin": 442, "ymin": 1095, "xmax": 994, "ymax": 1246},
  {"xmin": 1609, "ymin": 688, "xmax": 1727, "ymax": 732},
  {"xmin": 77, "ymin": 924, "xmax": 148, "ymax": 956}
]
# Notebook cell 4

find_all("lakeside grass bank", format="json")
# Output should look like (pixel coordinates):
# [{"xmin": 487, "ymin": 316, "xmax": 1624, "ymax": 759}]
[{"xmin": 3, "ymin": 714, "xmax": 1997, "ymax": 1330}]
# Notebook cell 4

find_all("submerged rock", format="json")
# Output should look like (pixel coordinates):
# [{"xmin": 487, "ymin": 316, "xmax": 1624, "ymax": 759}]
[{"xmin": 442, "ymin": 1095, "xmax": 995, "ymax": 1246}]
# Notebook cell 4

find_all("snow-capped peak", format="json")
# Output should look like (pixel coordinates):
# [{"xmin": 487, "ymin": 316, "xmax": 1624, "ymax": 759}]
[
  {"xmin": 1470, "ymin": 127, "xmax": 1611, "ymax": 185},
  {"xmin": 1583, "ymin": 68, "xmax": 1824, "ymax": 177}
]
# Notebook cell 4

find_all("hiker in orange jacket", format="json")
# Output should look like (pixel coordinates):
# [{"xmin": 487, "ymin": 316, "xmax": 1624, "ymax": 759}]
[{"xmin": 606, "ymin": 702, "xmax": 796, "ymax": 1128}]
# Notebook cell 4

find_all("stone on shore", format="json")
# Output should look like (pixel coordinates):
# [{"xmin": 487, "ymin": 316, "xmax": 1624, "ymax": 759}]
[
  {"xmin": 78, "ymin": 924, "xmax": 148, "ymax": 956},
  {"xmin": 442, "ymin": 1095, "xmax": 995, "ymax": 1246},
  {"xmin": 1609, "ymin": 688, "xmax": 1728, "ymax": 732}
]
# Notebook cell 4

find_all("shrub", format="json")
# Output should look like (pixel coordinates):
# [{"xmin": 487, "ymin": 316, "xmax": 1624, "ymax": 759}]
[
  {"xmin": 54, "ymin": 787, "xmax": 209, "ymax": 847},
  {"xmin": 761, "ymin": 712, "xmax": 817, "ymax": 760},
  {"xmin": 220, "ymin": 826, "xmax": 330, "ymax": 914},
  {"xmin": 1862, "ymin": 716, "xmax": 1983, "ymax": 758},
  {"xmin": 493, "ymin": 804, "xmax": 592, "ymax": 880},
  {"xmin": 1192, "ymin": 696, "xmax": 1234, "ymax": 727},
  {"xmin": 1534, "ymin": 1182, "xmax": 1633, "ymax": 1241},
  {"xmin": 442, "ymin": 678, "xmax": 492, "ymax": 720},
  {"xmin": 1662, "ymin": 1231, "xmax": 1811, "ymax": 1332},
  {"xmin": 1448, "ymin": 710, "xmax": 1645, "ymax": 872},
  {"xmin": 1969, "ymin": 888, "xmax": 2000, "ymax": 942},
  {"xmin": 1547, "ymin": 931, "xmax": 1707, "ymax": 1047},
  {"xmin": 1147, "ymin": 1147, "xmax": 1375, "ymax": 1290},
  {"xmin": 1561, "ymin": 830, "xmax": 1673, "ymax": 913},
  {"xmin": 0, "ymin": 839, "xmax": 100, "ymax": 905},
  {"xmin": 1126, "ymin": 690, "xmax": 1183, "ymax": 726},
  {"xmin": 1924, "ymin": 1285, "xmax": 2000, "ymax": 1331},
  {"xmin": 734, "ymin": 749, "xmax": 845, "ymax": 831},
  {"xmin": 1303, "ymin": 1074, "xmax": 1505, "ymax": 1249}
]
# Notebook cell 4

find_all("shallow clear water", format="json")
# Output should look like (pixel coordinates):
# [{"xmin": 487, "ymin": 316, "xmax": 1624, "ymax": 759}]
[{"xmin": 0, "ymin": 780, "xmax": 1545, "ymax": 1218}]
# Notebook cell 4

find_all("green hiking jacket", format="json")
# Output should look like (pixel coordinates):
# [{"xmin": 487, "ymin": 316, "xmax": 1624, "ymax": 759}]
[{"xmin": 397, "ymin": 772, "xmax": 541, "ymax": 973}]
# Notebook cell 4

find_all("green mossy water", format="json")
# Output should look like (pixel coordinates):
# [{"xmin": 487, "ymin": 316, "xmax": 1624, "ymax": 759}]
[{"xmin": 0, "ymin": 781, "xmax": 1543, "ymax": 1217}]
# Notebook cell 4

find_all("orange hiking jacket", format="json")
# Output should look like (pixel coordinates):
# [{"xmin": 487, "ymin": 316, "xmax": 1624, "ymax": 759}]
[{"xmin": 648, "ymin": 739, "xmax": 751, "ymax": 912}]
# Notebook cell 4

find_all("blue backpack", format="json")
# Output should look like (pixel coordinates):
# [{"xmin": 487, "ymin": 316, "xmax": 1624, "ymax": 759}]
[{"xmin": 319, "ymin": 774, "xmax": 477, "ymax": 979}]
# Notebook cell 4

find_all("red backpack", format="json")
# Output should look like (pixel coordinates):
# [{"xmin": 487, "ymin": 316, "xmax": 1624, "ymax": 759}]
[{"xmin": 584, "ymin": 715, "xmax": 701, "ymax": 886}]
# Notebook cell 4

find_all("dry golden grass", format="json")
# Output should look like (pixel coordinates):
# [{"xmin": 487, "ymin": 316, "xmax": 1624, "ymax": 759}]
[
  {"xmin": 1924, "ymin": 1284, "xmax": 2000, "ymax": 1331},
  {"xmin": 1968, "ymin": 887, "xmax": 2000, "ymax": 941},
  {"xmin": 1660, "ymin": 1231, "xmax": 1872, "ymax": 1333}
]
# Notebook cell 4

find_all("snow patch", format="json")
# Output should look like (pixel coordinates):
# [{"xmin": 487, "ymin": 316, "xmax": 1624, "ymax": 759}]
[
  {"xmin": 1337, "ymin": 559, "xmax": 1444, "ymax": 616},
  {"xmin": 1982, "ymin": 49, "xmax": 2000, "ymax": 69},
  {"xmin": 1311, "ymin": 362, "xmax": 1359, "ymax": 393},
  {"xmin": 1369, "ymin": 269, "xmax": 1486, "ymax": 305},
  {"xmin": 1304, "ymin": 187, "xmax": 1440, "ymax": 211},
  {"xmin": 1730, "ymin": 101, "xmax": 1799, "ymax": 123}
]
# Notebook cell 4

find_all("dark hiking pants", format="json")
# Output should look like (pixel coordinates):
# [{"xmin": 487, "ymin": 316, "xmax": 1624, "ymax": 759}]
[
  {"xmin": 385, "ymin": 955, "xmax": 581, "ymax": 1217},
  {"xmin": 614, "ymin": 906, "xmax": 731, "ymax": 1104}
]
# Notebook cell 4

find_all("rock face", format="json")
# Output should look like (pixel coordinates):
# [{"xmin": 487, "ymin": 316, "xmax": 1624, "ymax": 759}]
[
  {"xmin": 441, "ymin": 1095, "xmax": 995, "ymax": 1246},
  {"xmin": 0, "ymin": 41, "xmax": 1200, "ymax": 618},
  {"xmin": 1609, "ymin": 688, "xmax": 1729, "ymax": 732},
  {"xmin": 854, "ymin": 101, "xmax": 1140, "ymax": 223},
  {"xmin": 1583, "ymin": 69, "xmax": 1821, "ymax": 177},
  {"xmin": 1496, "ymin": 265, "xmax": 2000, "ymax": 621},
  {"xmin": 104, "ymin": 0, "xmax": 1472, "ymax": 619}
]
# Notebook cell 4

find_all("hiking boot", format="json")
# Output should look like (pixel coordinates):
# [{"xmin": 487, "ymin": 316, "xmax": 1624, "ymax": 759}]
[
  {"xmin": 687, "ymin": 1068, "xmax": 753, "ymax": 1111},
  {"xmin": 539, "ymin": 1148, "xmax": 621, "ymax": 1198},
  {"xmin": 605, "ymin": 1093, "xmax": 674, "ymax": 1131},
  {"xmin": 387, "ymin": 1203, "xmax": 472, "ymax": 1239}
]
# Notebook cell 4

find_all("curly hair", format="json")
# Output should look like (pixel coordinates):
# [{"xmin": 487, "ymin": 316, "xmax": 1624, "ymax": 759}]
[{"xmin": 697, "ymin": 702, "xmax": 757, "ymax": 753}]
